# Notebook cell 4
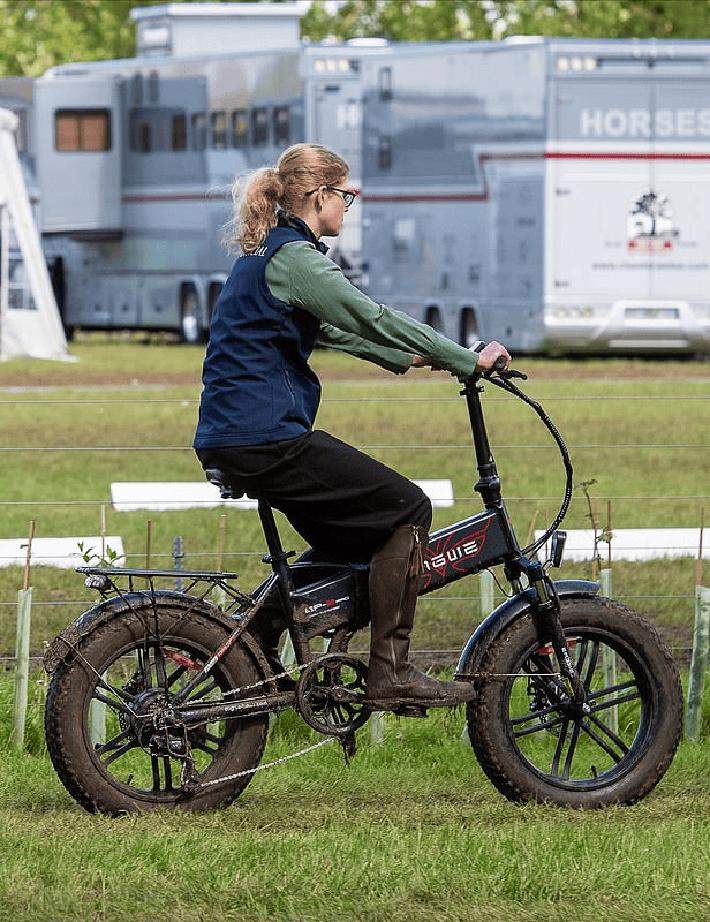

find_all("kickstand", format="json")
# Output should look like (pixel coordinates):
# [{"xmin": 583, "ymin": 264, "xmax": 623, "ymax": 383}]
[{"xmin": 340, "ymin": 731, "xmax": 356, "ymax": 765}]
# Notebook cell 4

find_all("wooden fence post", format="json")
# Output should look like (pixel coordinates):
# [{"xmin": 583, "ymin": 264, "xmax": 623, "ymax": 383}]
[
  {"xmin": 686, "ymin": 586, "xmax": 710, "ymax": 740},
  {"xmin": 173, "ymin": 536, "xmax": 183, "ymax": 591},
  {"xmin": 12, "ymin": 520, "xmax": 35, "ymax": 751},
  {"xmin": 145, "ymin": 519, "xmax": 152, "ymax": 569}
]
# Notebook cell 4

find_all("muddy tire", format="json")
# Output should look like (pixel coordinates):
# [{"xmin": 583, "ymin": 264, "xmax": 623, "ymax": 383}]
[
  {"xmin": 464, "ymin": 596, "xmax": 682, "ymax": 807},
  {"xmin": 45, "ymin": 604, "xmax": 269, "ymax": 815}
]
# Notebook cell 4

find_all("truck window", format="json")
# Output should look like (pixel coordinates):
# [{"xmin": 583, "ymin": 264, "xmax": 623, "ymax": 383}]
[
  {"xmin": 378, "ymin": 134, "xmax": 392, "ymax": 169},
  {"xmin": 191, "ymin": 113, "xmax": 206, "ymax": 151},
  {"xmin": 12, "ymin": 109, "xmax": 28, "ymax": 153},
  {"xmin": 232, "ymin": 109, "xmax": 248, "ymax": 147},
  {"xmin": 172, "ymin": 113, "xmax": 187, "ymax": 151},
  {"xmin": 378, "ymin": 67, "xmax": 393, "ymax": 101},
  {"xmin": 251, "ymin": 107, "xmax": 269, "ymax": 146},
  {"xmin": 54, "ymin": 109, "xmax": 111, "ymax": 152},
  {"xmin": 138, "ymin": 122, "xmax": 151, "ymax": 153},
  {"xmin": 210, "ymin": 110, "xmax": 227, "ymax": 149},
  {"xmin": 273, "ymin": 106, "xmax": 290, "ymax": 145}
]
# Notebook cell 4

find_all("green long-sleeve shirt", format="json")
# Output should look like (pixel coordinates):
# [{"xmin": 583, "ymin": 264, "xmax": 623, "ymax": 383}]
[{"xmin": 265, "ymin": 241, "xmax": 479, "ymax": 379}]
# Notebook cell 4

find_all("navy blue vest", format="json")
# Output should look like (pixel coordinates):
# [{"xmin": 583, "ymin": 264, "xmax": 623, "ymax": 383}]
[{"xmin": 194, "ymin": 218, "xmax": 326, "ymax": 449}]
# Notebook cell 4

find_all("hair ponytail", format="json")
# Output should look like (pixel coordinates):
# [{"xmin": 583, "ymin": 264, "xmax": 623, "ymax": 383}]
[{"xmin": 222, "ymin": 143, "xmax": 349, "ymax": 255}]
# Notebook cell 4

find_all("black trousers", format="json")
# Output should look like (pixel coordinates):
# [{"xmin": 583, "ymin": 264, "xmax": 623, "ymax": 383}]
[{"xmin": 196, "ymin": 429, "xmax": 432, "ymax": 564}]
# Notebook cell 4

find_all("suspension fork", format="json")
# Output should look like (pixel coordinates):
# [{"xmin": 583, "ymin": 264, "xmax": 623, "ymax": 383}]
[{"xmin": 527, "ymin": 560, "xmax": 585, "ymax": 702}]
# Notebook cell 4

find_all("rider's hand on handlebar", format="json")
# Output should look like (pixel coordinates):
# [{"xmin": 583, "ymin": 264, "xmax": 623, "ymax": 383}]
[{"xmin": 475, "ymin": 341, "xmax": 512, "ymax": 372}]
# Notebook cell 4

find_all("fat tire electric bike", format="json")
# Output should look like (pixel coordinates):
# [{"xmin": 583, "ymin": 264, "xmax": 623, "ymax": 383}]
[{"xmin": 44, "ymin": 363, "xmax": 682, "ymax": 814}]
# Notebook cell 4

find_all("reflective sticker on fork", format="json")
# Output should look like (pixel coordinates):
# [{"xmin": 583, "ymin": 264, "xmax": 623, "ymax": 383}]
[{"xmin": 536, "ymin": 638, "xmax": 578, "ymax": 657}]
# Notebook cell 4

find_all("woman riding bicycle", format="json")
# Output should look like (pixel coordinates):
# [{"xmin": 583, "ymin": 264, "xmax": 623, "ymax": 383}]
[{"xmin": 194, "ymin": 143, "xmax": 511, "ymax": 711}]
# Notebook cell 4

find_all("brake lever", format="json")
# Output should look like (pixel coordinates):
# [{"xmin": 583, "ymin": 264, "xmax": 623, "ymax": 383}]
[{"xmin": 498, "ymin": 368, "xmax": 528, "ymax": 381}]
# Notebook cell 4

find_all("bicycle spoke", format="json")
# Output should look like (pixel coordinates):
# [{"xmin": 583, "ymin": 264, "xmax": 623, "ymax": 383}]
[
  {"xmin": 93, "ymin": 689, "xmax": 133, "ymax": 717},
  {"xmin": 575, "ymin": 639, "xmax": 589, "ymax": 676},
  {"xmin": 187, "ymin": 678, "xmax": 219, "ymax": 702},
  {"xmin": 583, "ymin": 713, "xmax": 629, "ymax": 759},
  {"xmin": 511, "ymin": 700, "xmax": 560, "ymax": 726},
  {"xmin": 152, "ymin": 644, "xmax": 168, "ymax": 690},
  {"xmin": 513, "ymin": 714, "xmax": 566, "ymax": 738},
  {"xmin": 551, "ymin": 719, "xmax": 570, "ymax": 776},
  {"xmin": 95, "ymin": 728, "xmax": 131, "ymax": 756},
  {"xmin": 166, "ymin": 664, "xmax": 187, "ymax": 689},
  {"xmin": 136, "ymin": 647, "xmax": 150, "ymax": 689},
  {"xmin": 561, "ymin": 721, "xmax": 581, "ymax": 780},
  {"xmin": 590, "ymin": 690, "xmax": 640, "ymax": 714},
  {"xmin": 163, "ymin": 758, "xmax": 173, "ymax": 792},
  {"xmin": 587, "ymin": 679, "xmax": 638, "ymax": 702},
  {"xmin": 202, "ymin": 731, "xmax": 223, "ymax": 746},
  {"xmin": 102, "ymin": 740, "xmax": 136, "ymax": 767},
  {"xmin": 582, "ymin": 641, "xmax": 600, "ymax": 692}
]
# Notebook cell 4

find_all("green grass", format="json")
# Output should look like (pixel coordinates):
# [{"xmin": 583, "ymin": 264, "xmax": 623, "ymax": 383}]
[
  {"xmin": 1, "ymin": 344, "xmax": 709, "ymax": 920},
  {"xmin": 0, "ymin": 344, "xmax": 708, "ymax": 655},
  {"xmin": 0, "ymin": 679, "xmax": 708, "ymax": 922}
]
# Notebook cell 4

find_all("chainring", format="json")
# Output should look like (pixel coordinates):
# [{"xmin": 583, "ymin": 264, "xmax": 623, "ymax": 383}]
[{"xmin": 295, "ymin": 653, "xmax": 369, "ymax": 737}]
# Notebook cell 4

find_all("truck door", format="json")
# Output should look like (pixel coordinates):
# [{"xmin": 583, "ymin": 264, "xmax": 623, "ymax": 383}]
[
  {"xmin": 647, "ymin": 77, "xmax": 710, "ymax": 303},
  {"xmin": 310, "ymin": 65, "xmax": 363, "ymax": 270},
  {"xmin": 548, "ymin": 76, "xmax": 653, "ymax": 301}
]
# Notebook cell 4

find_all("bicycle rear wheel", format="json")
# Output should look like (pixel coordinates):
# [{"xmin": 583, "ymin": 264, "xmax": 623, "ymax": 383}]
[
  {"xmin": 465, "ymin": 596, "xmax": 682, "ymax": 807},
  {"xmin": 45, "ymin": 601, "xmax": 269, "ymax": 814}
]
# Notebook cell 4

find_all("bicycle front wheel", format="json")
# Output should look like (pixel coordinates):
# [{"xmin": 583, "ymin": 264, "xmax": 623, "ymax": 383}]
[{"xmin": 464, "ymin": 596, "xmax": 682, "ymax": 807}]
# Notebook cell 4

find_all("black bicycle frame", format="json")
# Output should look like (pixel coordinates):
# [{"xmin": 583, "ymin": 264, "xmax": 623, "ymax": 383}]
[{"xmin": 74, "ymin": 368, "xmax": 583, "ymax": 723}]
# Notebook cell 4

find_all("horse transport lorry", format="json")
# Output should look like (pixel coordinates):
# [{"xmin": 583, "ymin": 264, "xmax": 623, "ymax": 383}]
[{"xmin": 0, "ymin": 1, "xmax": 708, "ymax": 353}]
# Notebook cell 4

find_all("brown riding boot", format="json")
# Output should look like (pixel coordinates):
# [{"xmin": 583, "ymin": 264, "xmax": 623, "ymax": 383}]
[{"xmin": 364, "ymin": 524, "xmax": 476, "ymax": 710}]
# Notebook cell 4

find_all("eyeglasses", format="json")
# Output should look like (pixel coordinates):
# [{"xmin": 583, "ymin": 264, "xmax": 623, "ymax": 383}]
[{"xmin": 305, "ymin": 185, "xmax": 359, "ymax": 208}]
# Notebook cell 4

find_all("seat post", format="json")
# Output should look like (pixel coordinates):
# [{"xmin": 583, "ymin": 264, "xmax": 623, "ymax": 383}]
[{"xmin": 256, "ymin": 501, "xmax": 313, "ymax": 665}]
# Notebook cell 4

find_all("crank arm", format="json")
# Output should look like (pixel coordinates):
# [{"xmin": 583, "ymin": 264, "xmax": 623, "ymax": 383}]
[{"xmin": 177, "ymin": 691, "xmax": 295, "ymax": 728}]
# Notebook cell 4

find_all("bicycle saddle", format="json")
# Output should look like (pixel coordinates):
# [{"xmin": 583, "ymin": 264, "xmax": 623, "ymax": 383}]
[{"xmin": 204, "ymin": 467, "xmax": 242, "ymax": 500}]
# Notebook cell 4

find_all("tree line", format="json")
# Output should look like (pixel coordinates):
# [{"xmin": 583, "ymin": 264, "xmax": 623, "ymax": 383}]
[{"xmin": 1, "ymin": 0, "xmax": 708, "ymax": 78}]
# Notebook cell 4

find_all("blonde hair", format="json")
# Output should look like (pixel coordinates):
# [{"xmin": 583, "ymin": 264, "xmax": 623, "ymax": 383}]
[{"xmin": 222, "ymin": 143, "xmax": 349, "ymax": 255}]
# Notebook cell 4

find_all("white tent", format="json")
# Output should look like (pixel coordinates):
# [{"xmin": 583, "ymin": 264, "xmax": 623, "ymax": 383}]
[{"xmin": 0, "ymin": 106, "xmax": 69, "ymax": 361}]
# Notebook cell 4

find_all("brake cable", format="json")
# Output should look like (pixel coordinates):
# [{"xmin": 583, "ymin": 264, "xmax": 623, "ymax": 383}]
[{"xmin": 488, "ymin": 372, "xmax": 574, "ymax": 557}]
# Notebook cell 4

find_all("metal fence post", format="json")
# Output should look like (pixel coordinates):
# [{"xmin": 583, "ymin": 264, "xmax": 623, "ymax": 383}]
[
  {"xmin": 599, "ymin": 567, "xmax": 618, "ymax": 734},
  {"xmin": 89, "ymin": 677, "xmax": 106, "ymax": 746},
  {"xmin": 12, "ymin": 587, "xmax": 32, "ymax": 751},
  {"xmin": 12, "ymin": 520, "xmax": 35, "ymax": 751},
  {"xmin": 686, "ymin": 585, "xmax": 710, "ymax": 740},
  {"xmin": 461, "ymin": 570, "xmax": 495, "ymax": 743},
  {"xmin": 480, "ymin": 570, "xmax": 494, "ymax": 617}
]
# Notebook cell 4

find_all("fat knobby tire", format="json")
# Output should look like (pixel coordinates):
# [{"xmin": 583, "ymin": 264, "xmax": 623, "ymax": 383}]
[
  {"xmin": 45, "ymin": 602, "xmax": 269, "ymax": 815},
  {"xmin": 465, "ymin": 596, "xmax": 683, "ymax": 807}
]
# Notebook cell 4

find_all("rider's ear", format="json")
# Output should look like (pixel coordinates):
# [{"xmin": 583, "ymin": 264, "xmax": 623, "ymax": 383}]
[{"xmin": 314, "ymin": 186, "xmax": 324, "ymax": 213}]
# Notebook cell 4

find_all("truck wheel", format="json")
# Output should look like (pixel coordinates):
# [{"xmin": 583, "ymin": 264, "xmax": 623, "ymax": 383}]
[
  {"xmin": 459, "ymin": 309, "xmax": 480, "ymax": 348},
  {"xmin": 464, "ymin": 596, "xmax": 682, "ymax": 807},
  {"xmin": 180, "ymin": 286, "xmax": 202, "ymax": 344},
  {"xmin": 45, "ymin": 605, "xmax": 269, "ymax": 814}
]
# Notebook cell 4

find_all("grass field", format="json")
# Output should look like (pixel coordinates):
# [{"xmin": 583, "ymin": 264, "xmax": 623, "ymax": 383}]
[
  {"xmin": 0, "ymin": 342, "xmax": 707, "ymax": 655},
  {"xmin": 0, "ymin": 341, "xmax": 708, "ymax": 921}
]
